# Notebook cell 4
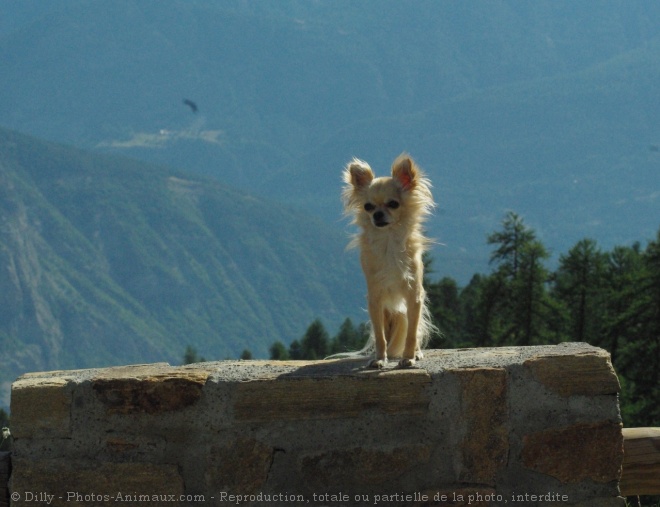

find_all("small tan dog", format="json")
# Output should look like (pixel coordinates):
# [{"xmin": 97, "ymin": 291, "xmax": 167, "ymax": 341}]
[{"xmin": 343, "ymin": 154, "xmax": 436, "ymax": 368}]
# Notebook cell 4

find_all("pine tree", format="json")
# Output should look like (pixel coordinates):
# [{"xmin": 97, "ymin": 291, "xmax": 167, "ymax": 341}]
[
  {"xmin": 487, "ymin": 211, "xmax": 535, "ymax": 279},
  {"xmin": 553, "ymin": 239, "xmax": 607, "ymax": 344},
  {"xmin": 461, "ymin": 273, "xmax": 506, "ymax": 346},
  {"xmin": 616, "ymin": 232, "xmax": 660, "ymax": 425},
  {"xmin": 288, "ymin": 340, "xmax": 303, "ymax": 360},
  {"xmin": 300, "ymin": 319, "xmax": 330, "ymax": 359},
  {"xmin": 637, "ymin": 229, "xmax": 660, "ymax": 424},
  {"xmin": 602, "ymin": 244, "xmax": 644, "ymax": 364},
  {"xmin": 330, "ymin": 318, "xmax": 367, "ymax": 354},
  {"xmin": 483, "ymin": 212, "xmax": 553, "ymax": 345},
  {"xmin": 269, "ymin": 341, "xmax": 290, "ymax": 360},
  {"xmin": 512, "ymin": 240, "xmax": 552, "ymax": 345},
  {"xmin": 427, "ymin": 276, "xmax": 459, "ymax": 347},
  {"xmin": 182, "ymin": 345, "xmax": 205, "ymax": 365}
]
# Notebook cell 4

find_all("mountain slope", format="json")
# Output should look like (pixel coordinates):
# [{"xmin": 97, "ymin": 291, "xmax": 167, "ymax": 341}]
[
  {"xmin": 290, "ymin": 39, "xmax": 660, "ymax": 276},
  {"xmin": 1, "ymin": 1, "xmax": 659, "ymax": 283},
  {"xmin": 0, "ymin": 127, "xmax": 365, "ymax": 406}
]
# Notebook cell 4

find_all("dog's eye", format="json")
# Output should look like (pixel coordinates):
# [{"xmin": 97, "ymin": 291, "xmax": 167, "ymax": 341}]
[
  {"xmin": 386, "ymin": 200, "xmax": 400, "ymax": 209},
  {"xmin": 364, "ymin": 203, "xmax": 376, "ymax": 212}
]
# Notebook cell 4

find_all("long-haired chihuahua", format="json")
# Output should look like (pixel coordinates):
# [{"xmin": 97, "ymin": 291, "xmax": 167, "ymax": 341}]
[{"xmin": 342, "ymin": 153, "xmax": 436, "ymax": 368}]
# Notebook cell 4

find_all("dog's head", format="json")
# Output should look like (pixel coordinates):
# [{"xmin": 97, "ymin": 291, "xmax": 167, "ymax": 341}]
[{"xmin": 343, "ymin": 154, "xmax": 433, "ymax": 230}]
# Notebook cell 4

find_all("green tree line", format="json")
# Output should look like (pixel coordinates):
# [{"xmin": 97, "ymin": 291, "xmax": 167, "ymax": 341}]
[
  {"xmin": 268, "ymin": 318, "xmax": 370, "ymax": 361},
  {"xmin": 261, "ymin": 212, "xmax": 659, "ymax": 428},
  {"xmin": 427, "ymin": 212, "xmax": 659, "ymax": 427},
  {"xmin": 184, "ymin": 212, "xmax": 657, "ymax": 427}
]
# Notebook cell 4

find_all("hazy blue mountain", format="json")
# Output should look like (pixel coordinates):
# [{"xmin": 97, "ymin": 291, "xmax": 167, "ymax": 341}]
[
  {"xmin": 1, "ymin": 0, "xmax": 658, "ymax": 282},
  {"xmin": 1, "ymin": 0, "xmax": 660, "ymax": 412},
  {"xmin": 0, "ymin": 126, "xmax": 365, "ymax": 407}
]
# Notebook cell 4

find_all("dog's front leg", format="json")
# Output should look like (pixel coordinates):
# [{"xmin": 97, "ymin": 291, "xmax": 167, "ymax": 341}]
[
  {"xmin": 367, "ymin": 297, "xmax": 387, "ymax": 368},
  {"xmin": 398, "ymin": 289, "xmax": 423, "ymax": 369}
]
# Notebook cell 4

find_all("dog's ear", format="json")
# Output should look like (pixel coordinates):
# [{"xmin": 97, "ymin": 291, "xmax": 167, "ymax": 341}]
[
  {"xmin": 346, "ymin": 159, "xmax": 374, "ymax": 188},
  {"xmin": 391, "ymin": 154, "xmax": 417, "ymax": 190}
]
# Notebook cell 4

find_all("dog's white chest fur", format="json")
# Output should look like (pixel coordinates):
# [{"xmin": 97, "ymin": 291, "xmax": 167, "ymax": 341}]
[{"xmin": 360, "ymin": 229, "xmax": 417, "ymax": 308}]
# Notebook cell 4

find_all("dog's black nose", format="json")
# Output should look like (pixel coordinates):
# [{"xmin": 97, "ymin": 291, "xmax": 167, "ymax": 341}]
[{"xmin": 373, "ymin": 211, "xmax": 389, "ymax": 227}]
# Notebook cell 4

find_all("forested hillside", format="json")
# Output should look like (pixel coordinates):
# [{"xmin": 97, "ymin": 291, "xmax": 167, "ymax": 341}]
[
  {"xmin": 0, "ymin": 127, "xmax": 364, "ymax": 407},
  {"xmin": 277, "ymin": 213, "xmax": 660, "ymax": 428},
  {"xmin": 1, "ymin": 1, "xmax": 659, "ymax": 427},
  {"xmin": 1, "ymin": 1, "xmax": 659, "ymax": 281},
  {"xmin": 435, "ymin": 214, "xmax": 660, "ymax": 428}
]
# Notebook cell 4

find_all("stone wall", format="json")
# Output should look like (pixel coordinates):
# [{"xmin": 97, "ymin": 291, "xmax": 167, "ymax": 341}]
[{"xmin": 8, "ymin": 343, "xmax": 625, "ymax": 506}]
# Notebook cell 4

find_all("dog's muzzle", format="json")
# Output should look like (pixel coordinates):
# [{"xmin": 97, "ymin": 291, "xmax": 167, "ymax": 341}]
[{"xmin": 373, "ymin": 211, "xmax": 389, "ymax": 227}]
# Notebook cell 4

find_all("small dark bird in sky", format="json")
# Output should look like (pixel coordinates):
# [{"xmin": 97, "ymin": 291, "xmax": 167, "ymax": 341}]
[{"xmin": 183, "ymin": 99, "xmax": 198, "ymax": 113}]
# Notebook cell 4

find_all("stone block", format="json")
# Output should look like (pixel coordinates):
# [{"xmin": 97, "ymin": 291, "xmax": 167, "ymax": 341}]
[
  {"xmin": 524, "ymin": 349, "xmax": 620, "ymax": 397},
  {"xmin": 205, "ymin": 437, "xmax": 274, "ymax": 495},
  {"xmin": 8, "ymin": 343, "xmax": 625, "ymax": 506},
  {"xmin": 10, "ymin": 458, "xmax": 184, "ymax": 507},
  {"xmin": 300, "ymin": 445, "xmax": 431, "ymax": 490},
  {"xmin": 234, "ymin": 368, "xmax": 431, "ymax": 421},
  {"xmin": 10, "ymin": 377, "xmax": 71, "ymax": 439},
  {"xmin": 417, "ymin": 488, "xmax": 497, "ymax": 506},
  {"xmin": 521, "ymin": 420, "xmax": 624, "ymax": 483},
  {"xmin": 92, "ymin": 364, "xmax": 209, "ymax": 415},
  {"xmin": 454, "ymin": 368, "xmax": 508, "ymax": 485}
]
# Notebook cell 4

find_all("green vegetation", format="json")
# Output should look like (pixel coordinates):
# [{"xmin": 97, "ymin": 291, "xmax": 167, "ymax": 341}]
[
  {"xmin": 182, "ymin": 346, "xmax": 206, "ymax": 365},
  {"xmin": 2, "ymin": 2, "xmax": 659, "ymax": 285},
  {"xmin": 431, "ymin": 212, "xmax": 660, "ymax": 429},
  {"xmin": 278, "ymin": 212, "xmax": 660, "ymax": 430},
  {"xmin": 281, "ymin": 318, "xmax": 369, "ymax": 361},
  {"xmin": 0, "ymin": 126, "xmax": 364, "ymax": 408}
]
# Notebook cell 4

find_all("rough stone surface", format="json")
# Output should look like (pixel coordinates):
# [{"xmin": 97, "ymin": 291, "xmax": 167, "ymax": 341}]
[
  {"xmin": 301, "ymin": 445, "xmax": 431, "ymax": 489},
  {"xmin": 417, "ymin": 488, "xmax": 496, "ymax": 506},
  {"xmin": 454, "ymin": 368, "xmax": 508, "ymax": 485},
  {"xmin": 8, "ymin": 343, "xmax": 624, "ymax": 506},
  {"xmin": 0, "ymin": 452, "xmax": 10, "ymax": 507},
  {"xmin": 93, "ymin": 369, "xmax": 208, "ymax": 415},
  {"xmin": 522, "ymin": 421, "xmax": 624, "ymax": 483},
  {"xmin": 9, "ymin": 458, "xmax": 184, "ymax": 507},
  {"xmin": 10, "ymin": 377, "xmax": 71, "ymax": 439},
  {"xmin": 206, "ymin": 437, "xmax": 273, "ymax": 495},
  {"xmin": 234, "ymin": 368, "xmax": 431, "ymax": 421},
  {"xmin": 523, "ymin": 350, "xmax": 620, "ymax": 397}
]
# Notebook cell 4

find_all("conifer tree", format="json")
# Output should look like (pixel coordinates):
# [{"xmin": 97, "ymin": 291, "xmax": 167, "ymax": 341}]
[
  {"xmin": 483, "ymin": 212, "xmax": 552, "ymax": 345},
  {"xmin": 300, "ymin": 319, "xmax": 330, "ymax": 359},
  {"xmin": 602, "ymin": 244, "xmax": 643, "ymax": 364},
  {"xmin": 330, "ymin": 318, "xmax": 367, "ymax": 354},
  {"xmin": 615, "ymin": 232, "xmax": 660, "ymax": 425},
  {"xmin": 269, "ymin": 341, "xmax": 290, "ymax": 360},
  {"xmin": 427, "ymin": 277, "xmax": 460, "ymax": 347},
  {"xmin": 553, "ymin": 239, "xmax": 607, "ymax": 344},
  {"xmin": 288, "ymin": 339, "xmax": 303, "ymax": 360}
]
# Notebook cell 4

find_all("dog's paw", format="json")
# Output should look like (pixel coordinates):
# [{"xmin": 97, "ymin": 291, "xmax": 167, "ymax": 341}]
[
  {"xmin": 415, "ymin": 350, "xmax": 424, "ymax": 361},
  {"xmin": 397, "ymin": 358, "xmax": 416, "ymax": 369},
  {"xmin": 369, "ymin": 358, "xmax": 387, "ymax": 369}
]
